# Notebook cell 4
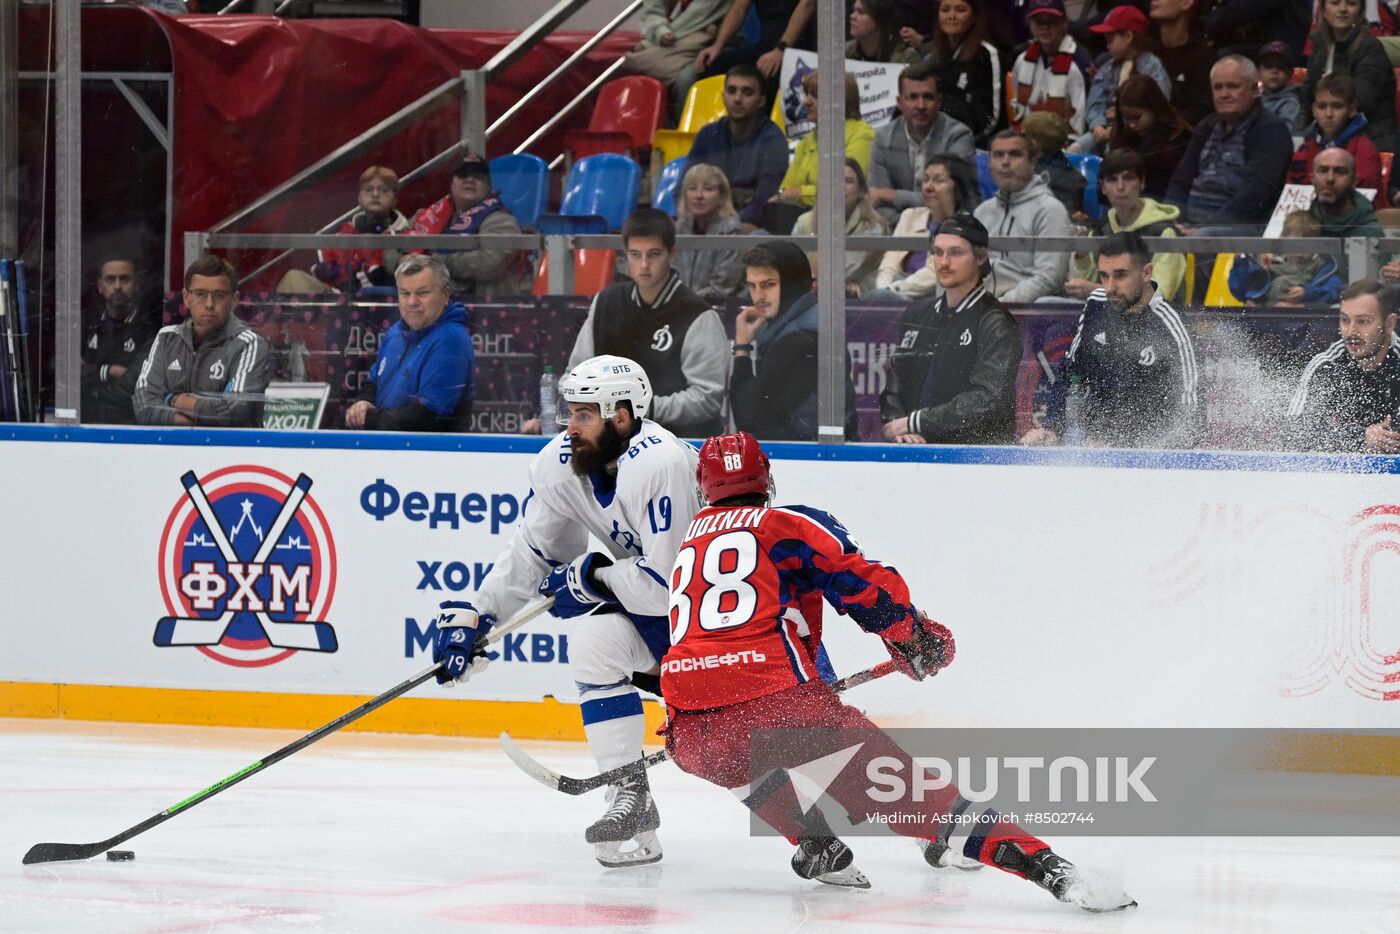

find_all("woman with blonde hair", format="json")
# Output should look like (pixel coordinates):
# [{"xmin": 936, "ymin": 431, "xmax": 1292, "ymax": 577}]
[
  {"xmin": 673, "ymin": 162, "xmax": 746, "ymax": 302},
  {"xmin": 773, "ymin": 72, "xmax": 875, "ymax": 208},
  {"xmin": 792, "ymin": 158, "xmax": 887, "ymax": 296}
]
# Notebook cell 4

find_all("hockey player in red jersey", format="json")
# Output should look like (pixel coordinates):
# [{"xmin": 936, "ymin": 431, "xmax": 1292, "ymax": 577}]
[{"xmin": 661, "ymin": 432, "xmax": 1135, "ymax": 910}]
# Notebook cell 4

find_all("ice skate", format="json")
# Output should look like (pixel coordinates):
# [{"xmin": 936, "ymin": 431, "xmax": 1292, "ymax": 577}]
[
  {"xmin": 791, "ymin": 835, "xmax": 871, "ymax": 889},
  {"xmin": 990, "ymin": 841, "xmax": 1137, "ymax": 913},
  {"xmin": 585, "ymin": 774, "xmax": 662, "ymax": 868},
  {"xmin": 920, "ymin": 838, "xmax": 983, "ymax": 871}
]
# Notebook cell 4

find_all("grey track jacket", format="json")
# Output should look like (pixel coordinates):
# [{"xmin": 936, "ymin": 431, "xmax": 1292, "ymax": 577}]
[
  {"xmin": 133, "ymin": 316, "xmax": 273, "ymax": 427},
  {"xmin": 973, "ymin": 173, "xmax": 1071, "ymax": 304}
]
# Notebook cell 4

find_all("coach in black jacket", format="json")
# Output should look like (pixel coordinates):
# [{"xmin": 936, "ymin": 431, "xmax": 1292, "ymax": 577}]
[
  {"xmin": 1286, "ymin": 278, "xmax": 1400, "ymax": 454},
  {"xmin": 879, "ymin": 213, "xmax": 1022, "ymax": 445}
]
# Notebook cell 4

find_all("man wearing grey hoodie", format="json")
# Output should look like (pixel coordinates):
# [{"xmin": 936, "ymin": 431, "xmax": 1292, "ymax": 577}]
[{"xmin": 973, "ymin": 129, "xmax": 1071, "ymax": 304}]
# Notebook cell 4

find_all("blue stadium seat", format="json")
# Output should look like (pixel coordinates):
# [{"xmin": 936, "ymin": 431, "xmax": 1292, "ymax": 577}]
[
  {"xmin": 536, "ymin": 153, "xmax": 641, "ymax": 233},
  {"xmin": 975, "ymin": 150, "xmax": 995, "ymax": 200},
  {"xmin": 1066, "ymin": 152, "xmax": 1104, "ymax": 221},
  {"xmin": 652, "ymin": 157, "xmax": 687, "ymax": 217},
  {"xmin": 489, "ymin": 153, "xmax": 549, "ymax": 230}
]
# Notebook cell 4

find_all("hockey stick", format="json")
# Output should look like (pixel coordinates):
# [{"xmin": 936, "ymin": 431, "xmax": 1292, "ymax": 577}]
[
  {"xmin": 22, "ymin": 597, "xmax": 555, "ymax": 865},
  {"xmin": 499, "ymin": 660, "xmax": 901, "ymax": 796},
  {"xmin": 153, "ymin": 472, "xmax": 336, "ymax": 651}
]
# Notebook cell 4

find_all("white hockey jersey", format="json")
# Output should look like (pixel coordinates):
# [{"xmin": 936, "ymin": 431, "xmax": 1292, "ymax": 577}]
[{"xmin": 474, "ymin": 420, "xmax": 701, "ymax": 622}]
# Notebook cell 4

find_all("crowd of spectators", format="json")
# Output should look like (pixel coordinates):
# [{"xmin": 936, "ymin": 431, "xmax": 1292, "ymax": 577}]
[{"xmin": 84, "ymin": 0, "xmax": 1400, "ymax": 456}]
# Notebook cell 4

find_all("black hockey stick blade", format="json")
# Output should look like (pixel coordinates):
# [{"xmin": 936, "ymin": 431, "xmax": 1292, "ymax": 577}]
[
  {"xmin": 24, "ymin": 598, "xmax": 554, "ymax": 864},
  {"xmin": 499, "ymin": 659, "xmax": 903, "ymax": 796}
]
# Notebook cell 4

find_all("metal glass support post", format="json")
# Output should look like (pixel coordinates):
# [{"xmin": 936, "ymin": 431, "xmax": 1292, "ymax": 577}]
[
  {"xmin": 461, "ymin": 70, "xmax": 485, "ymax": 157},
  {"xmin": 54, "ymin": 0, "xmax": 81, "ymax": 423},
  {"xmin": 0, "ymin": 0, "xmax": 17, "ymax": 259},
  {"xmin": 1346, "ymin": 236, "xmax": 1376, "ymax": 283},
  {"xmin": 545, "ymin": 234, "xmax": 573, "ymax": 295},
  {"xmin": 815, "ymin": 0, "xmax": 847, "ymax": 444}
]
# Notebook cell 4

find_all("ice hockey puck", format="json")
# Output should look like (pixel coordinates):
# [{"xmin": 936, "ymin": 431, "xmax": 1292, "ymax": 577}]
[{"xmin": 106, "ymin": 850, "xmax": 135, "ymax": 861}]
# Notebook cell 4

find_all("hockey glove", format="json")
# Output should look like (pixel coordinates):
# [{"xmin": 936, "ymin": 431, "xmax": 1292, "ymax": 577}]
[
  {"xmin": 538, "ymin": 553, "xmax": 614, "ymax": 619},
  {"xmin": 432, "ymin": 601, "xmax": 496, "ymax": 686},
  {"xmin": 884, "ymin": 613, "xmax": 955, "ymax": 681}
]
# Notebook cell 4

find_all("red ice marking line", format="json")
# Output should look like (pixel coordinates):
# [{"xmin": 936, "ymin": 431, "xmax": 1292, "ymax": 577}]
[
  {"xmin": 139, "ymin": 906, "xmax": 320, "ymax": 934},
  {"xmin": 439, "ymin": 903, "xmax": 689, "ymax": 926}
]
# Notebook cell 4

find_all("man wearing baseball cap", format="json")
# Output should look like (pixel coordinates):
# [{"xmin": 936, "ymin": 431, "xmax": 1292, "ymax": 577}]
[
  {"xmin": 879, "ymin": 212, "xmax": 1023, "ymax": 445},
  {"xmin": 1082, "ymin": 6, "xmax": 1172, "ymax": 148},
  {"xmin": 384, "ymin": 152, "xmax": 526, "ymax": 297},
  {"xmin": 1009, "ymin": 0, "xmax": 1094, "ymax": 134}
]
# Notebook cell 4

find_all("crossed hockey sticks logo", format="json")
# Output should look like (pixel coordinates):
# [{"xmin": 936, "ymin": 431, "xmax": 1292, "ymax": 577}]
[{"xmin": 152, "ymin": 471, "xmax": 338, "ymax": 652}]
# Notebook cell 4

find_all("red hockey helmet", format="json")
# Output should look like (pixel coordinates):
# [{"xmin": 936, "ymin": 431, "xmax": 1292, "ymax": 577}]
[{"xmin": 696, "ymin": 432, "xmax": 774, "ymax": 506}]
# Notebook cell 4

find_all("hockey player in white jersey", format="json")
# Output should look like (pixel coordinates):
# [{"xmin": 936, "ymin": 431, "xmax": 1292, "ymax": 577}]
[{"xmin": 430, "ymin": 355, "xmax": 699, "ymax": 867}]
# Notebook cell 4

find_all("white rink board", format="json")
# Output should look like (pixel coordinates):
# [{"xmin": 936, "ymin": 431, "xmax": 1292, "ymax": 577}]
[{"xmin": 1, "ymin": 428, "xmax": 1398, "ymax": 727}]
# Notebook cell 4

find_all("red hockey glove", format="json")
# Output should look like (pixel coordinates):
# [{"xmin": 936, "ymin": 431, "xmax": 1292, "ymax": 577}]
[{"xmin": 884, "ymin": 613, "xmax": 955, "ymax": 681}]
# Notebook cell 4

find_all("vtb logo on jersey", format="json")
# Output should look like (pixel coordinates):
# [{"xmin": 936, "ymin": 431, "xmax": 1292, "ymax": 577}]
[
  {"xmin": 651, "ymin": 324, "xmax": 674, "ymax": 352},
  {"xmin": 154, "ymin": 465, "xmax": 338, "ymax": 667}
]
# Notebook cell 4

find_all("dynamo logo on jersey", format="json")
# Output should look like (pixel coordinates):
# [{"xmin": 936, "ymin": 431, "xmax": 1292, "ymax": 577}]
[{"xmin": 154, "ymin": 465, "xmax": 338, "ymax": 667}]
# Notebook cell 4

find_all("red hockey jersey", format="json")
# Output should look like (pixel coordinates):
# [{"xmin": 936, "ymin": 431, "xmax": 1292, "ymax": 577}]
[{"xmin": 662, "ymin": 503, "xmax": 920, "ymax": 711}]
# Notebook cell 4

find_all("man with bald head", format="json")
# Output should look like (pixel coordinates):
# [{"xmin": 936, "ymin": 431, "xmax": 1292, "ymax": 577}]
[
  {"xmin": 1308, "ymin": 148, "xmax": 1384, "ymax": 239},
  {"xmin": 1165, "ymin": 54, "xmax": 1293, "ymax": 231}
]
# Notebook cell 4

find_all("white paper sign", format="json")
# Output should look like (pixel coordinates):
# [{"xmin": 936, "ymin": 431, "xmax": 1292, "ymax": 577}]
[
  {"xmin": 777, "ymin": 49, "xmax": 902, "ymax": 141},
  {"xmin": 1263, "ymin": 183, "xmax": 1377, "ymax": 237}
]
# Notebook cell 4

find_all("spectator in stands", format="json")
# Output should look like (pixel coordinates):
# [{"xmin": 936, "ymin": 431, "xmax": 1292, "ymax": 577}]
[
  {"xmin": 287, "ymin": 166, "xmax": 410, "ymax": 295},
  {"xmin": 1257, "ymin": 41, "xmax": 1304, "ymax": 130},
  {"xmin": 1229, "ymin": 210, "xmax": 1342, "ymax": 306},
  {"xmin": 974, "ymin": 129, "xmax": 1073, "ymax": 304},
  {"xmin": 674, "ymin": 163, "xmax": 746, "ymax": 302},
  {"xmin": 1148, "ymin": 0, "xmax": 1216, "ymax": 126},
  {"xmin": 773, "ymin": 71, "xmax": 875, "ymax": 208},
  {"xmin": 875, "ymin": 155, "xmax": 978, "ymax": 299},
  {"xmin": 625, "ymin": 0, "xmax": 732, "ymax": 93},
  {"xmin": 868, "ymin": 64, "xmax": 975, "ymax": 226},
  {"xmin": 384, "ymin": 154, "xmax": 525, "ymax": 298},
  {"xmin": 896, "ymin": 0, "xmax": 936, "ymax": 50},
  {"xmin": 1289, "ymin": 74, "xmax": 1383, "ymax": 194},
  {"xmin": 1286, "ymin": 278, "xmax": 1400, "ymax": 453},
  {"xmin": 847, "ymin": 0, "xmax": 922, "ymax": 64},
  {"xmin": 684, "ymin": 0, "xmax": 817, "ymax": 104},
  {"xmin": 792, "ymin": 158, "xmax": 887, "ymax": 296},
  {"xmin": 569, "ymin": 208, "xmax": 727, "ymax": 438},
  {"xmin": 878, "ymin": 213, "xmax": 1022, "ymax": 444},
  {"xmin": 1081, "ymin": 6, "xmax": 1172, "ymax": 151},
  {"xmin": 686, "ymin": 63, "xmax": 790, "ymax": 225},
  {"xmin": 344, "ymin": 254, "xmax": 474, "ymax": 432},
  {"xmin": 82, "ymin": 256, "xmax": 158, "ymax": 425},
  {"xmin": 1021, "ymin": 230, "xmax": 1201, "ymax": 449},
  {"xmin": 1308, "ymin": 148, "xmax": 1385, "ymax": 237},
  {"xmin": 1064, "ymin": 149, "xmax": 1186, "ymax": 303},
  {"xmin": 133, "ymin": 255, "xmax": 272, "ymax": 428},
  {"xmin": 1022, "ymin": 111, "xmax": 1087, "ymax": 217},
  {"xmin": 1008, "ymin": 0, "xmax": 1094, "ymax": 135},
  {"xmin": 1107, "ymin": 74, "xmax": 1193, "ymax": 199},
  {"xmin": 922, "ymin": 0, "xmax": 1003, "ymax": 145},
  {"xmin": 1304, "ymin": 0, "xmax": 1397, "ymax": 152},
  {"xmin": 730, "ymin": 240, "xmax": 857, "ymax": 440},
  {"xmin": 1166, "ymin": 55, "xmax": 1293, "ymax": 232},
  {"xmin": 1204, "ymin": 0, "xmax": 1311, "ymax": 58}
]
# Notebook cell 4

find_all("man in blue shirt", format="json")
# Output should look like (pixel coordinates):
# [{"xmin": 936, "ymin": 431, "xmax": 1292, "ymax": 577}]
[
  {"xmin": 344, "ymin": 254, "xmax": 474, "ymax": 432},
  {"xmin": 685, "ymin": 64, "xmax": 790, "ymax": 226}
]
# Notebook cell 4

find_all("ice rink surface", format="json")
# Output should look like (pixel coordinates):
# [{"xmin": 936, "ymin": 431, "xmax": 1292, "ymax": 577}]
[{"xmin": 4, "ymin": 718, "xmax": 1400, "ymax": 934}]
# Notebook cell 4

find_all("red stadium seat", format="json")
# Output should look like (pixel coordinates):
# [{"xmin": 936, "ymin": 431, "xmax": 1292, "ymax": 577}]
[
  {"xmin": 532, "ymin": 249, "xmax": 618, "ymax": 297},
  {"xmin": 564, "ymin": 76, "xmax": 666, "ymax": 165},
  {"xmin": 1292, "ymin": 66, "xmax": 1307, "ymax": 86}
]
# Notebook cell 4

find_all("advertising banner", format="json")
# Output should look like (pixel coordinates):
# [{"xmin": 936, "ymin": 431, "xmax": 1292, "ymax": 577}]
[{"xmin": 1, "ymin": 432, "xmax": 1399, "ymax": 732}]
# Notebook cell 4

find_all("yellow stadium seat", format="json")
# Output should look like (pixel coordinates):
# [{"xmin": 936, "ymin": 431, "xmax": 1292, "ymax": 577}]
[
  {"xmin": 1202, "ymin": 253, "xmax": 1243, "ymax": 307},
  {"xmin": 652, "ymin": 129, "xmax": 696, "ymax": 170},
  {"xmin": 678, "ymin": 75, "xmax": 727, "ymax": 133}
]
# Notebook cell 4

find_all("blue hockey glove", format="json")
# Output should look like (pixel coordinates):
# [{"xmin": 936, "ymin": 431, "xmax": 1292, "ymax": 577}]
[
  {"xmin": 538, "ymin": 553, "xmax": 614, "ymax": 619},
  {"xmin": 432, "ymin": 601, "xmax": 496, "ymax": 686}
]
